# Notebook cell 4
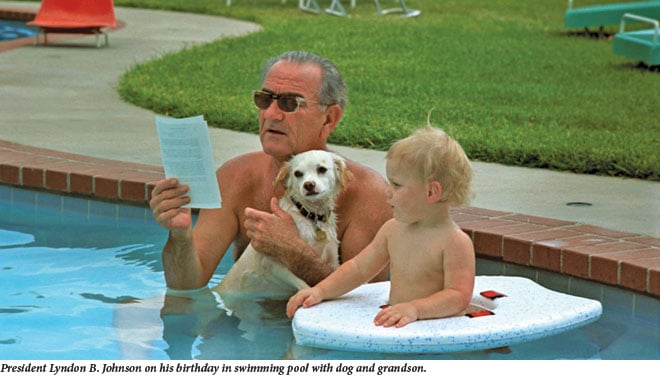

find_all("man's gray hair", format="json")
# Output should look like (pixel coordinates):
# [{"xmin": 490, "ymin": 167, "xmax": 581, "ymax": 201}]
[{"xmin": 261, "ymin": 51, "xmax": 348, "ymax": 111}]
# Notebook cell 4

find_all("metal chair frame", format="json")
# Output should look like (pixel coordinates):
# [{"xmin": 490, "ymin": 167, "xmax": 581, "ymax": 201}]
[{"xmin": 226, "ymin": 0, "xmax": 420, "ymax": 18}]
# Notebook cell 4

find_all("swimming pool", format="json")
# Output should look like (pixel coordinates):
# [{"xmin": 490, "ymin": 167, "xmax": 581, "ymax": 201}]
[
  {"xmin": 0, "ymin": 19, "xmax": 36, "ymax": 42},
  {"xmin": 1, "ymin": 185, "xmax": 658, "ymax": 360}
]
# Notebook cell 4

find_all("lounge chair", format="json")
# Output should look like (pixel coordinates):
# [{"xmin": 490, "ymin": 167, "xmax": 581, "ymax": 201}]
[
  {"xmin": 564, "ymin": 0, "xmax": 660, "ymax": 30},
  {"xmin": 373, "ymin": 0, "xmax": 420, "ymax": 17},
  {"xmin": 225, "ymin": 0, "xmax": 334, "ymax": 14},
  {"xmin": 612, "ymin": 13, "xmax": 660, "ymax": 65},
  {"xmin": 299, "ymin": 0, "xmax": 419, "ymax": 17},
  {"xmin": 226, "ymin": 0, "xmax": 288, "ymax": 5},
  {"xmin": 299, "ymin": 0, "xmax": 355, "ymax": 16},
  {"xmin": 27, "ymin": 0, "xmax": 117, "ymax": 48}
]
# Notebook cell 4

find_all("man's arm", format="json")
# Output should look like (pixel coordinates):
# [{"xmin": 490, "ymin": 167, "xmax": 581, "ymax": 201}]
[
  {"xmin": 162, "ymin": 206, "xmax": 237, "ymax": 289},
  {"xmin": 155, "ymin": 164, "xmax": 242, "ymax": 290}
]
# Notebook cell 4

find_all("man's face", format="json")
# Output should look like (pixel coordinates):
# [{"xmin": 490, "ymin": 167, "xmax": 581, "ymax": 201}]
[{"xmin": 257, "ymin": 61, "xmax": 330, "ymax": 162}]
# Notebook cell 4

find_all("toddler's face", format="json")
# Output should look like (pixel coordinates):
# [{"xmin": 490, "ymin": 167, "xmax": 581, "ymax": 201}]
[{"xmin": 385, "ymin": 159, "xmax": 428, "ymax": 224}]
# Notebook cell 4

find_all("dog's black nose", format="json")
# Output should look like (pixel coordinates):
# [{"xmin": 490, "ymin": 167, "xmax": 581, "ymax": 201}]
[{"xmin": 303, "ymin": 181, "xmax": 316, "ymax": 192}]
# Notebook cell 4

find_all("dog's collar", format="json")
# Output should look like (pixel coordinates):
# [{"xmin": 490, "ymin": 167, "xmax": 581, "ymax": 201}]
[{"xmin": 290, "ymin": 197, "xmax": 330, "ymax": 223}]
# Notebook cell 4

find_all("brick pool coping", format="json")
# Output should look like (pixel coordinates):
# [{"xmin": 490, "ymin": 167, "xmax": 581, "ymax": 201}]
[{"xmin": 1, "ymin": 140, "xmax": 658, "ymax": 298}]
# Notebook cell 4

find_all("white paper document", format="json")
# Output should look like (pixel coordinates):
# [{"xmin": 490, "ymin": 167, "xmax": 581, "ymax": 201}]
[{"xmin": 155, "ymin": 115, "xmax": 221, "ymax": 209}]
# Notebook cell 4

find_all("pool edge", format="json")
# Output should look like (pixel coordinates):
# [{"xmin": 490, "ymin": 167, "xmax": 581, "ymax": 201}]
[{"xmin": 1, "ymin": 139, "xmax": 658, "ymax": 299}]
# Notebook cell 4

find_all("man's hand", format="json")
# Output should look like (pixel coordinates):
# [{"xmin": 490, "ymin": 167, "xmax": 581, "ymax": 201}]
[
  {"xmin": 244, "ymin": 197, "xmax": 301, "ymax": 260},
  {"xmin": 150, "ymin": 178, "xmax": 192, "ymax": 233}
]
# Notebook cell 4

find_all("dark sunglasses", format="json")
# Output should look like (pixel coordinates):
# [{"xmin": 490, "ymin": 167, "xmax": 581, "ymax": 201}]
[{"xmin": 252, "ymin": 90, "xmax": 321, "ymax": 113}]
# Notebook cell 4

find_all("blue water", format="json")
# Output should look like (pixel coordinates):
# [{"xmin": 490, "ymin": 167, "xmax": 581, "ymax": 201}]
[
  {"xmin": 0, "ymin": 185, "xmax": 658, "ymax": 360},
  {"xmin": 0, "ymin": 20, "xmax": 37, "ymax": 42}
]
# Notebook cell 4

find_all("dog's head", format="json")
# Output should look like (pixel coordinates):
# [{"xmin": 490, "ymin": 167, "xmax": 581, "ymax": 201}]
[{"xmin": 275, "ymin": 150, "xmax": 352, "ymax": 204}]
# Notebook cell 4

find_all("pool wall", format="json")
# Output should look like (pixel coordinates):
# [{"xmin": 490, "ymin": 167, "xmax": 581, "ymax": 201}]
[
  {"xmin": 0, "ymin": 8, "xmax": 33, "ymax": 22},
  {"xmin": 0, "ymin": 7, "xmax": 36, "ymax": 51},
  {"xmin": 1, "ymin": 140, "xmax": 658, "ymax": 299}
]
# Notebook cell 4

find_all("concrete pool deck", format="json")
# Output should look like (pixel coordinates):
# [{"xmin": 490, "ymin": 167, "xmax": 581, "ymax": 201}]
[{"xmin": 0, "ymin": 2, "xmax": 658, "ymax": 298}]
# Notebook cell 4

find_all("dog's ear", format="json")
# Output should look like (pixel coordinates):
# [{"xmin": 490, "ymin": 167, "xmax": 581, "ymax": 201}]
[
  {"xmin": 274, "ymin": 161, "xmax": 291, "ymax": 188},
  {"xmin": 333, "ymin": 154, "xmax": 353, "ymax": 191}
]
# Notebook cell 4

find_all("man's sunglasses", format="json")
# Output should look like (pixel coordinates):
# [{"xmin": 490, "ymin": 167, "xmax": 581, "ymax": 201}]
[{"xmin": 252, "ymin": 90, "xmax": 321, "ymax": 113}]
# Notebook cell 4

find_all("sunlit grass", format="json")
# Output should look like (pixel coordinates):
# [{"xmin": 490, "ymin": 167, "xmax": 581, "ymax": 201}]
[{"xmin": 103, "ymin": 0, "xmax": 660, "ymax": 179}]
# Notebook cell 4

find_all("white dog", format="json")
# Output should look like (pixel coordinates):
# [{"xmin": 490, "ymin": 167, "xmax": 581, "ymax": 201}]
[{"xmin": 215, "ymin": 150, "xmax": 352, "ymax": 299}]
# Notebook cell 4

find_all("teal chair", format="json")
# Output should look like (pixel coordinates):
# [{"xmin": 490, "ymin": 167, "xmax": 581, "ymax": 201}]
[
  {"xmin": 613, "ymin": 13, "xmax": 660, "ymax": 65},
  {"xmin": 564, "ymin": 0, "xmax": 660, "ymax": 30}
]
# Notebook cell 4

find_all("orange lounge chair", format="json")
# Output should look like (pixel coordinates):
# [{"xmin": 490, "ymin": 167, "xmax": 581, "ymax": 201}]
[{"xmin": 27, "ymin": 0, "xmax": 117, "ymax": 48}]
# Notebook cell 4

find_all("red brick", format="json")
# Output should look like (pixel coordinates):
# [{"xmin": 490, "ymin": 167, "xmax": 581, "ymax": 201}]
[
  {"xmin": 574, "ymin": 241, "xmax": 648, "ymax": 254},
  {"xmin": 590, "ymin": 255, "xmax": 620, "ymax": 285},
  {"xmin": 502, "ymin": 237, "xmax": 532, "ymax": 266},
  {"xmin": 21, "ymin": 167, "xmax": 44, "ymax": 187},
  {"xmin": 620, "ymin": 260, "xmax": 653, "ymax": 293},
  {"xmin": 94, "ymin": 176, "xmax": 118, "ymax": 199},
  {"xmin": 567, "ymin": 224, "xmax": 638, "ymax": 239},
  {"xmin": 561, "ymin": 249, "xmax": 590, "ymax": 279},
  {"xmin": 492, "ymin": 223, "xmax": 551, "ymax": 236},
  {"xmin": 473, "ymin": 231, "xmax": 502, "ymax": 258},
  {"xmin": 459, "ymin": 218, "xmax": 518, "ymax": 233},
  {"xmin": 620, "ymin": 253, "xmax": 660, "ymax": 294},
  {"xmin": 554, "ymin": 234, "xmax": 617, "ymax": 247},
  {"xmin": 146, "ymin": 182, "xmax": 157, "ymax": 202},
  {"xmin": 509, "ymin": 228, "xmax": 583, "ymax": 243},
  {"xmin": 455, "ymin": 207, "xmax": 511, "ymax": 218},
  {"xmin": 453, "ymin": 213, "xmax": 488, "ymax": 224},
  {"xmin": 139, "ymin": 172, "xmax": 165, "ymax": 185},
  {"xmin": 530, "ymin": 244, "xmax": 562, "ymax": 272},
  {"xmin": 69, "ymin": 173, "xmax": 94, "ymax": 195},
  {"xmin": 45, "ymin": 169, "xmax": 68, "ymax": 192},
  {"xmin": 120, "ymin": 179, "xmax": 146, "ymax": 202},
  {"xmin": 649, "ymin": 268, "xmax": 660, "ymax": 297},
  {"xmin": 501, "ymin": 214, "xmax": 577, "ymax": 228},
  {"xmin": 625, "ymin": 236, "xmax": 660, "ymax": 247},
  {"xmin": 0, "ymin": 164, "xmax": 20, "ymax": 185}
]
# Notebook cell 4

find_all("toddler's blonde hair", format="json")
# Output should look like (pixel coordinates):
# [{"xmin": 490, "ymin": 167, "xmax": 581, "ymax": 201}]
[{"xmin": 386, "ymin": 125, "xmax": 473, "ymax": 206}]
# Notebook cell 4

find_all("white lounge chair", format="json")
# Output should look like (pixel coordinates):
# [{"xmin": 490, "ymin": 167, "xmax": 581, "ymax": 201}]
[
  {"xmin": 373, "ymin": 0, "xmax": 420, "ymax": 17},
  {"xmin": 299, "ymin": 0, "xmax": 355, "ymax": 16}
]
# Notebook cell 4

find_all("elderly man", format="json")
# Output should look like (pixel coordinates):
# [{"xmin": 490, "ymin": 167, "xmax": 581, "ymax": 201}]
[{"xmin": 150, "ymin": 51, "xmax": 391, "ymax": 290}]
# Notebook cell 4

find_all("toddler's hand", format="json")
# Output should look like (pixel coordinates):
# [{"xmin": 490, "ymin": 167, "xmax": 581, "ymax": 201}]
[
  {"xmin": 374, "ymin": 303, "xmax": 418, "ymax": 328},
  {"xmin": 286, "ymin": 288, "xmax": 323, "ymax": 318}
]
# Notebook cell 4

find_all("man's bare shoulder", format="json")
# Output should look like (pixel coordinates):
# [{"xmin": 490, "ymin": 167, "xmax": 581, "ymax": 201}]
[
  {"xmin": 338, "ymin": 158, "xmax": 390, "ymax": 219},
  {"xmin": 219, "ymin": 151, "xmax": 270, "ymax": 173},
  {"xmin": 343, "ymin": 159, "xmax": 388, "ymax": 190},
  {"xmin": 216, "ymin": 151, "xmax": 277, "ymax": 206},
  {"xmin": 217, "ymin": 152, "xmax": 274, "ymax": 183}
]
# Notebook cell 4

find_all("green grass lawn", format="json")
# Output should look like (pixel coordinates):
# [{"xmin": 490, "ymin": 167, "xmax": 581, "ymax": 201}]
[{"xmin": 105, "ymin": 0, "xmax": 658, "ymax": 179}]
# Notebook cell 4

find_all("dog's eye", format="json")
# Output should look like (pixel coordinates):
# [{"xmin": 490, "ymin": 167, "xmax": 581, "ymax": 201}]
[
  {"xmin": 317, "ymin": 166, "xmax": 328, "ymax": 175},
  {"xmin": 294, "ymin": 170, "xmax": 303, "ymax": 178}
]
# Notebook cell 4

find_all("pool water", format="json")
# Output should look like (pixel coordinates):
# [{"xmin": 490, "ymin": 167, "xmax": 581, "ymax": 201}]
[
  {"xmin": 0, "ymin": 185, "xmax": 658, "ymax": 360},
  {"xmin": 0, "ymin": 20, "xmax": 37, "ymax": 42}
]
